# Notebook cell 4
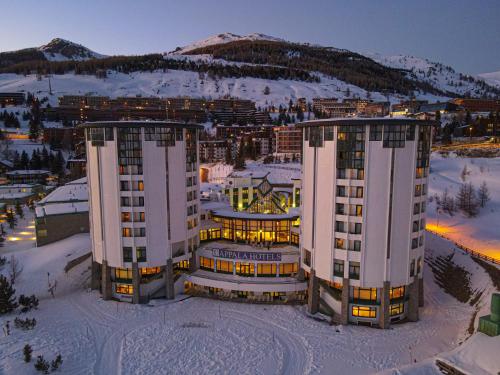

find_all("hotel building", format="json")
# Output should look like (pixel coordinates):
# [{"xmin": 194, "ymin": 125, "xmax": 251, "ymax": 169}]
[
  {"xmin": 300, "ymin": 118, "xmax": 432, "ymax": 328},
  {"xmin": 84, "ymin": 121, "xmax": 202, "ymax": 303}
]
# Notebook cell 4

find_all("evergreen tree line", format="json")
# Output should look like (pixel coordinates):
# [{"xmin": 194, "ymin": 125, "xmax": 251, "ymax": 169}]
[
  {"xmin": 0, "ymin": 54, "xmax": 319, "ymax": 83},
  {"xmin": 12, "ymin": 147, "xmax": 65, "ymax": 175},
  {"xmin": 0, "ymin": 110, "xmax": 21, "ymax": 128},
  {"xmin": 186, "ymin": 40, "xmax": 452, "ymax": 97}
]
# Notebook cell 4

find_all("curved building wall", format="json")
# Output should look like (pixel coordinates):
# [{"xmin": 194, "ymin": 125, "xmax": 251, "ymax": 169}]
[
  {"xmin": 85, "ymin": 122, "xmax": 201, "ymax": 303},
  {"xmin": 300, "ymin": 119, "xmax": 432, "ymax": 327}
]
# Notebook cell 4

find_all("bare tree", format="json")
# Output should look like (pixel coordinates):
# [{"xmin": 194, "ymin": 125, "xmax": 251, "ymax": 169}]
[
  {"xmin": 456, "ymin": 182, "xmax": 479, "ymax": 217},
  {"xmin": 478, "ymin": 181, "xmax": 490, "ymax": 208},
  {"xmin": 8, "ymin": 256, "xmax": 23, "ymax": 284},
  {"xmin": 460, "ymin": 164, "xmax": 469, "ymax": 182}
]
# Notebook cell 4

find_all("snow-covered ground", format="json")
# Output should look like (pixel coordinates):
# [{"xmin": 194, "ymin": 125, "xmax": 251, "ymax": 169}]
[
  {"xmin": 0, "ymin": 224, "xmax": 497, "ymax": 374},
  {"xmin": 427, "ymin": 153, "xmax": 500, "ymax": 261},
  {"xmin": 0, "ymin": 66, "xmax": 445, "ymax": 110}
]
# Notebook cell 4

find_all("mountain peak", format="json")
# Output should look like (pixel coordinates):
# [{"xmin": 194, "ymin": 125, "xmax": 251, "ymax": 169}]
[
  {"xmin": 171, "ymin": 32, "xmax": 285, "ymax": 54},
  {"xmin": 38, "ymin": 38, "xmax": 105, "ymax": 61}
]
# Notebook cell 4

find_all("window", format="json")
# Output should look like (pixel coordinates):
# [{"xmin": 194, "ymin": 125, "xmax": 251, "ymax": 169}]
[
  {"xmin": 337, "ymin": 168, "xmax": 346, "ymax": 179},
  {"xmin": 411, "ymin": 238, "xmax": 419, "ymax": 249},
  {"xmin": 140, "ymin": 267, "xmax": 161, "ymax": 276},
  {"xmin": 414, "ymin": 185, "xmax": 422, "ymax": 197},
  {"xmin": 413, "ymin": 220, "xmax": 419, "ymax": 232},
  {"xmin": 335, "ymin": 203, "xmax": 345, "ymax": 215},
  {"xmin": 134, "ymin": 227, "xmax": 146, "ymax": 237},
  {"xmin": 200, "ymin": 256, "xmax": 214, "ymax": 271},
  {"xmin": 354, "ymin": 187, "xmax": 363, "ymax": 198},
  {"xmin": 420, "ymin": 219, "xmax": 425, "ymax": 230},
  {"xmin": 279, "ymin": 263, "xmax": 298, "ymax": 276},
  {"xmin": 383, "ymin": 124, "xmax": 406, "ymax": 148},
  {"xmin": 333, "ymin": 259, "xmax": 344, "ymax": 277},
  {"xmin": 121, "ymin": 212, "xmax": 131, "ymax": 222},
  {"xmin": 335, "ymin": 221, "xmax": 346, "ymax": 233},
  {"xmin": 216, "ymin": 260, "xmax": 233, "ymax": 274},
  {"xmin": 303, "ymin": 249, "xmax": 311, "ymax": 267},
  {"xmin": 123, "ymin": 247, "xmax": 132, "ymax": 262},
  {"xmin": 351, "ymin": 287, "xmax": 377, "ymax": 302},
  {"xmin": 413, "ymin": 203, "xmax": 420, "ymax": 215},
  {"xmin": 410, "ymin": 260, "xmax": 415, "ymax": 277},
  {"xmin": 336, "ymin": 185, "xmax": 346, "ymax": 197},
  {"xmin": 390, "ymin": 303, "xmax": 404, "ymax": 316},
  {"xmin": 406, "ymin": 125, "xmax": 415, "ymax": 141},
  {"xmin": 121, "ymin": 197, "xmax": 131, "ymax": 207},
  {"xmin": 122, "ymin": 228, "xmax": 132, "ymax": 237},
  {"xmin": 136, "ymin": 247, "xmax": 147, "ymax": 262},
  {"xmin": 337, "ymin": 125, "xmax": 365, "ymax": 169},
  {"xmin": 335, "ymin": 238, "xmax": 345, "ymax": 249},
  {"xmin": 120, "ymin": 181, "xmax": 130, "ymax": 191},
  {"xmin": 115, "ymin": 268, "xmax": 132, "ymax": 280},
  {"xmin": 132, "ymin": 197, "xmax": 144, "ymax": 207},
  {"xmin": 352, "ymin": 306, "xmax": 376, "ymax": 318},
  {"xmin": 369, "ymin": 124, "xmax": 383, "ymax": 141},
  {"xmin": 421, "ymin": 201, "xmax": 426, "ymax": 213},
  {"xmin": 115, "ymin": 284, "xmax": 133, "ymax": 295},
  {"xmin": 257, "ymin": 263, "xmax": 277, "ymax": 277},
  {"xmin": 352, "ymin": 223, "xmax": 362, "ymax": 235},
  {"xmin": 354, "ymin": 205, "xmax": 363, "ymax": 217},
  {"xmin": 419, "ymin": 236, "xmax": 424, "ymax": 246},
  {"xmin": 349, "ymin": 262, "xmax": 360, "ymax": 280},
  {"xmin": 133, "ymin": 212, "xmax": 145, "ymax": 222},
  {"xmin": 324, "ymin": 126, "xmax": 334, "ymax": 141},
  {"xmin": 132, "ymin": 180, "xmax": 144, "ymax": 191},
  {"xmin": 390, "ymin": 286, "xmax": 405, "ymax": 300},
  {"xmin": 352, "ymin": 240, "xmax": 361, "ymax": 252}
]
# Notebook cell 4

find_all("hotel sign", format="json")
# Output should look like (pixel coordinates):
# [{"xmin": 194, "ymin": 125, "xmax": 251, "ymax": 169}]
[{"xmin": 211, "ymin": 248, "xmax": 282, "ymax": 262}]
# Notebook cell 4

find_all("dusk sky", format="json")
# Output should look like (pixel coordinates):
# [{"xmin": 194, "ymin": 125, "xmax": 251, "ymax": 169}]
[{"xmin": 1, "ymin": 0, "xmax": 499, "ymax": 74}]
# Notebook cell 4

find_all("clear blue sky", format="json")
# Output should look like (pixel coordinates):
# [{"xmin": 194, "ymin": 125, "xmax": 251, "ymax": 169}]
[{"xmin": 1, "ymin": 0, "xmax": 499, "ymax": 74}]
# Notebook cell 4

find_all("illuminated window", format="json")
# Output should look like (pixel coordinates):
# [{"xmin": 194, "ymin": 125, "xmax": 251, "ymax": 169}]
[
  {"xmin": 140, "ymin": 267, "xmax": 160, "ymax": 275},
  {"xmin": 279, "ymin": 263, "xmax": 298, "ymax": 276},
  {"xmin": 216, "ymin": 259, "xmax": 233, "ymax": 274},
  {"xmin": 122, "ymin": 228, "xmax": 132, "ymax": 237},
  {"xmin": 115, "ymin": 268, "xmax": 132, "ymax": 280},
  {"xmin": 352, "ymin": 306, "xmax": 376, "ymax": 318},
  {"xmin": 115, "ymin": 283, "xmax": 133, "ymax": 295},
  {"xmin": 200, "ymin": 256, "xmax": 214, "ymax": 271},
  {"xmin": 390, "ymin": 286, "xmax": 405, "ymax": 300},
  {"xmin": 121, "ymin": 212, "xmax": 131, "ymax": 222},
  {"xmin": 351, "ymin": 287, "xmax": 377, "ymax": 302},
  {"xmin": 257, "ymin": 263, "xmax": 277, "ymax": 276},
  {"xmin": 133, "ymin": 212, "xmax": 145, "ymax": 222},
  {"xmin": 335, "ymin": 238, "xmax": 345, "ymax": 249},
  {"xmin": 390, "ymin": 303, "xmax": 404, "ymax": 316}
]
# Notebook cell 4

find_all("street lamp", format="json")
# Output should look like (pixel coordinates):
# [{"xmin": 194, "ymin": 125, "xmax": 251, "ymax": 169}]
[{"xmin": 469, "ymin": 126, "xmax": 473, "ymax": 142}]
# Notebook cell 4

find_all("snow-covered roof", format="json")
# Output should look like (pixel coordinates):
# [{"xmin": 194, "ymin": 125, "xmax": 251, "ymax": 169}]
[
  {"xmin": 35, "ymin": 201, "xmax": 88, "ymax": 218},
  {"xmin": 38, "ymin": 178, "xmax": 87, "ymax": 204},
  {"xmin": 211, "ymin": 209, "xmax": 298, "ymax": 220},
  {"xmin": 298, "ymin": 117, "xmax": 435, "ymax": 126}
]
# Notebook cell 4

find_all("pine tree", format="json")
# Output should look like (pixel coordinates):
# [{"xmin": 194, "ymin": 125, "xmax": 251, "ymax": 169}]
[
  {"xmin": 23, "ymin": 344, "xmax": 33, "ymax": 363},
  {"xmin": 30, "ymin": 150, "xmax": 42, "ymax": 170},
  {"xmin": 28, "ymin": 119, "xmax": 40, "ymax": 141},
  {"xmin": 20, "ymin": 151, "xmax": 29, "ymax": 169},
  {"xmin": 478, "ymin": 181, "xmax": 490, "ymax": 208},
  {"xmin": 224, "ymin": 143, "xmax": 233, "ymax": 165},
  {"xmin": 51, "ymin": 151, "xmax": 65, "ymax": 176},
  {"xmin": 456, "ymin": 182, "xmax": 479, "ymax": 217},
  {"xmin": 0, "ymin": 274, "xmax": 17, "ymax": 314},
  {"xmin": 41, "ymin": 147, "xmax": 50, "ymax": 169}
]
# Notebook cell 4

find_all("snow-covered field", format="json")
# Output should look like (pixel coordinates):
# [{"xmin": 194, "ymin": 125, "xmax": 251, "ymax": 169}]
[
  {"xmin": 0, "ymin": 224, "xmax": 497, "ymax": 374},
  {"xmin": 427, "ymin": 153, "xmax": 500, "ymax": 261}
]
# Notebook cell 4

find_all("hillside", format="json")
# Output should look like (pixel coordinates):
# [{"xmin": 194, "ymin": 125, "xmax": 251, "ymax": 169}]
[
  {"xmin": 1, "ymin": 34, "xmax": 499, "ymax": 104},
  {"xmin": 0, "ymin": 38, "xmax": 105, "ymax": 68},
  {"xmin": 478, "ymin": 71, "xmax": 500, "ymax": 89},
  {"xmin": 366, "ymin": 53, "xmax": 500, "ymax": 99}
]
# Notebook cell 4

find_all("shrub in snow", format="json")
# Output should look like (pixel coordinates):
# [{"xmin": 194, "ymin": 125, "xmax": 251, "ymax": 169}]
[
  {"xmin": 34, "ymin": 355, "xmax": 50, "ymax": 374},
  {"xmin": 14, "ymin": 317, "xmax": 36, "ymax": 330},
  {"xmin": 456, "ymin": 182, "xmax": 479, "ymax": 217},
  {"xmin": 8, "ymin": 255, "xmax": 23, "ymax": 284},
  {"xmin": 0, "ymin": 256, "xmax": 6, "ymax": 266},
  {"xmin": 477, "ymin": 181, "xmax": 490, "ymax": 208},
  {"xmin": 19, "ymin": 294, "xmax": 39, "ymax": 313},
  {"xmin": 51, "ymin": 354, "xmax": 63, "ymax": 371},
  {"xmin": 0, "ymin": 274, "xmax": 17, "ymax": 314},
  {"xmin": 23, "ymin": 344, "xmax": 33, "ymax": 363}
]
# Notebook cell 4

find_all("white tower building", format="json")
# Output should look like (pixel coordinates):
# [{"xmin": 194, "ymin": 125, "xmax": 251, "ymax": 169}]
[
  {"xmin": 84, "ymin": 121, "xmax": 201, "ymax": 303},
  {"xmin": 300, "ymin": 118, "xmax": 433, "ymax": 327}
]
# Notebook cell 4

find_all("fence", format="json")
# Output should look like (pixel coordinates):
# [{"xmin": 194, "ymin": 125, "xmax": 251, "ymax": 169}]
[
  {"xmin": 64, "ymin": 252, "xmax": 92, "ymax": 273},
  {"xmin": 426, "ymin": 229, "xmax": 500, "ymax": 265}
]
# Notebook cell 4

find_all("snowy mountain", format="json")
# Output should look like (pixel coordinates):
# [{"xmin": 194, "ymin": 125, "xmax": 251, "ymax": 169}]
[
  {"xmin": 171, "ymin": 32, "xmax": 285, "ymax": 54},
  {"xmin": 365, "ymin": 52, "xmax": 498, "ymax": 99},
  {"xmin": 38, "ymin": 38, "xmax": 105, "ymax": 61},
  {"xmin": 478, "ymin": 71, "xmax": 500, "ymax": 89},
  {"xmin": 0, "ymin": 38, "xmax": 105, "ymax": 69}
]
